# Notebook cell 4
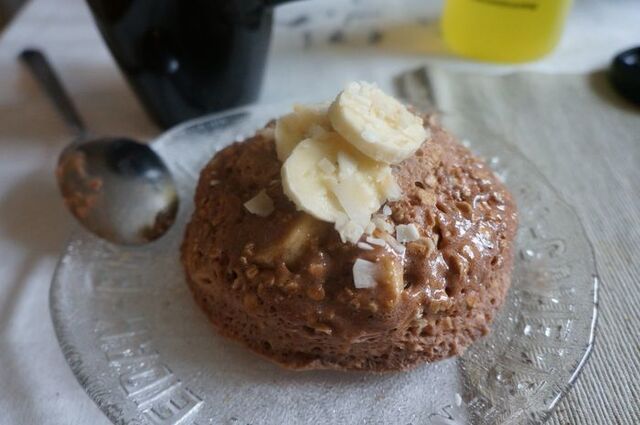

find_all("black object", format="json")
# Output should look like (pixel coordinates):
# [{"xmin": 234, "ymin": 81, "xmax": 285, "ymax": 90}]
[
  {"xmin": 19, "ymin": 49, "xmax": 86, "ymax": 138},
  {"xmin": 609, "ymin": 46, "xmax": 640, "ymax": 106},
  {"xmin": 86, "ymin": 0, "xmax": 299, "ymax": 129}
]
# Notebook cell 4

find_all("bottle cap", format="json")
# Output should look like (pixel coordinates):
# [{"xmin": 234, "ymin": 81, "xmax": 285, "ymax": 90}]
[{"xmin": 610, "ymin": 46, "xmax": 640, "ymax": 105}]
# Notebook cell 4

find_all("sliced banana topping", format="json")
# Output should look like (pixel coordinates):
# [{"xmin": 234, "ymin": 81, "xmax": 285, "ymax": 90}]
[
  {"xmin": 281, "ymin": 133, "xmax": 344, "ymax": 224},
  {"xmin": 282, "ymin": 131, "xmax": 395, "ymax": 243},
  {"xmin": 278, "ymin": 82, "xmax": 428, "ymax": 245},
  {"xmin": 329, "ymin": 81, "xmax": 429, "ymax": 164},
  {"xmin": 275, "ymin": 103, "xmax": 331, "ymax": 161}
]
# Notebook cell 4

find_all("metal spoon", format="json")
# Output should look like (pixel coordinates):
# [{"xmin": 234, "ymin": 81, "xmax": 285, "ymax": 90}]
[{"xmin": 20, "ymin": 48, "xmax": 179, "ymax": 245}]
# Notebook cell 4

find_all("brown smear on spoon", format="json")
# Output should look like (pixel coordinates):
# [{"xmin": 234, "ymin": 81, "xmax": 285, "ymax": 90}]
[{"xmin": 56, "ymin": 150, "xmax": 102, "ymax": 221}]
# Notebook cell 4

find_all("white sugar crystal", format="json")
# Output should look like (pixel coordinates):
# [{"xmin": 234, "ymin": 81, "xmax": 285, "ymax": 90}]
[
  {"xmin": 209, "ymin": 179, "xmax": 220, "ymax": 186},
  {"xmin": 243, "ymin": 190, "xmax": 274, "ymax": 217},
  {"xmin": 396, "ymin": 223, "xmax": 421, "ymax": 243},
  {"xmin": 357, "ymin": 242, "xmax": 374, "ymax": 251},
  {"xmin": 318, "ymin": 157, "xmax": 336, "ymax": 174},
  {"xmin": 353, "ymin": 259, "xmax": 378, "ymax": 289},
  {"xmin": 455, "ymin": 393, "xmax": 462, "ymax": 407},
  {"xmin": 382, "ymin": 205, "xmax": 392, "ymax": 216},
  {"xmin": 366, "ymin": 236, "xmax": 386, "ymax": 247}
]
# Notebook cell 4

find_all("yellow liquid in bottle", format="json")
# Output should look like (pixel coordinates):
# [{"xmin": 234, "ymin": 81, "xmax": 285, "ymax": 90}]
[{"xmin": 442, "ymin": 0, "xmax": 572, "ymax": 63}]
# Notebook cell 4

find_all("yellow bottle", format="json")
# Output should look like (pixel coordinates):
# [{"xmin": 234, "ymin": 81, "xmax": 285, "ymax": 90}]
[{"xmin": 442, "ymin": 0, "xmax": 573, "ymax": 63}]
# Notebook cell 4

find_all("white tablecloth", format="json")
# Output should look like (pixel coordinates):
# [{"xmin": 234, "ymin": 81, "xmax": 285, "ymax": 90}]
[{"xmin": 0, "ymin": 0, "xmax": 638, "ymax": 424}]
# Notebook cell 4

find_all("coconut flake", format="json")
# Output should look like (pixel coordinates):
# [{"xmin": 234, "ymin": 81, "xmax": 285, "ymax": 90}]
[
  {"xmin": 361, "ymin": 129, "xmax": 379, "ymax": 144},
  {"xmin": 331, "ymin": 174, "xmax": 377, "ymax": 226},
  {"xmin": 257, "ymin": 127, "xmax": 275, "ymax": 140},
  {"xmin": 318, "ymin": 157, "xmax": 336, "ymax": 174},
  {"xmin": 244, "ymin": 190, "xmax": 274, "ymax": 217},
  {"xmin": 382, "ymin": 233, "xmax": 406, "ymax": 256},
  {"xmin": 366, "ymin": 236, "xmax": 386, "ymax": 247},
  {"xmin": 337, "ymin": 151, "xmax": 358, "ymax": 180},
  {"xmin": 364, "ymin": 221, "xmax": 376, "ymax": 235},
  {"xmin": 353, "ymin": 259, "xmax": 378, "ymax": 289},
  {"xmin": 336, "ymin": 219, "xmax": 365, "ymax": 244},
  {"xmin": 357, "ymin": 242, "xmax": 374, "ymax": 251},
  {"xmin": 335, "ymin": 211, "xmax": 349, "ymax": 228},
  {"xmin": 377, "ymin": 167, "xmax": 403, "ymax": 201},
  {"xmin": 383, "ymin": 177, "xmax": 402, "ymax": 201},
  {"xmin": 309, "ymin": 124, "xmax": 327, "ymax": 138},
  {"xmin": 372, "ymin": 215, "xmax": 395, "ymax": 234},
  {"xmin": 396, "ymin": 223, "xmax": 421, "ymax": 243}
]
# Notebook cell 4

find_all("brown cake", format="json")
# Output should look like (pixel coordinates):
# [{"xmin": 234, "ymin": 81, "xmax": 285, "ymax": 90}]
[{"xmin": 181, "ymin": 111, "xmax": 517, "ymax": 371}]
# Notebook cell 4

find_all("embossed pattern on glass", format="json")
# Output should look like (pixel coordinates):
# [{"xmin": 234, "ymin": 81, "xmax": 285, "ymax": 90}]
[{"xmin": 50, "ymin": 104, "xmax": 598, "ymax": 425}]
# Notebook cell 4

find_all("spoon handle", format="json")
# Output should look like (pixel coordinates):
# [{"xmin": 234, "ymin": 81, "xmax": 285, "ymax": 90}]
[{"xmin": 19, "ymin": 48, "xmax": 87, "ymax": 139}]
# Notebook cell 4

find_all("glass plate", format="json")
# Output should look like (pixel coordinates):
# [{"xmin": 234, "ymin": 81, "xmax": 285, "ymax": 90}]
[{"xmin": 50, "ymin": 104, "xmax": 598, "ymax": 425}]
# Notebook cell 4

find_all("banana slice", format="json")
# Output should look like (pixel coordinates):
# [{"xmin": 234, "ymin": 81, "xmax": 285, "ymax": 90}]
[
  {"xmin": 282, "ymin": 131, "xmax": 392, "ymax": 243},
  {"xmin": 329, "ymin": 81, "xmax": 429, "ymax": 164},
  {"xmin": 281, "ymin": 132, "xmax": 344, "ymax": 223},
  {"xmin": 275, "ymin": 103, "xmax": 331, "ymax": 162}
]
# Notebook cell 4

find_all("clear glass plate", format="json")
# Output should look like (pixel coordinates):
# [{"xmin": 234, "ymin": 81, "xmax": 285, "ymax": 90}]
[{"xmin": 50, "ymin": 104, "xmax": 598, "ymax": 425}]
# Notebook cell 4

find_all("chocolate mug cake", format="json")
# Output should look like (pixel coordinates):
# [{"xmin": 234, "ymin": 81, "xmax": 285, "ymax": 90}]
[{"xmin": 181, "ymin": 82, "xmax": 517, "ymax": 371}]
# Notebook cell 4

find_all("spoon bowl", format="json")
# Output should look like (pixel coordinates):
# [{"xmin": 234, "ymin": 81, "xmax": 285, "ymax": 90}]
[
  {"xmin": 20, "ymin": 48, "xmax": 179, "ymax": 245},
  {"xmin": 57, "ymin": 137, "xmax": 178, "ymax": 245}
]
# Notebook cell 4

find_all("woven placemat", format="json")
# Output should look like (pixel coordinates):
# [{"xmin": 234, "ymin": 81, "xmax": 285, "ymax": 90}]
[{"xmin": 396, "ymin": 67, "xmax": 640, "ymax": 424}]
